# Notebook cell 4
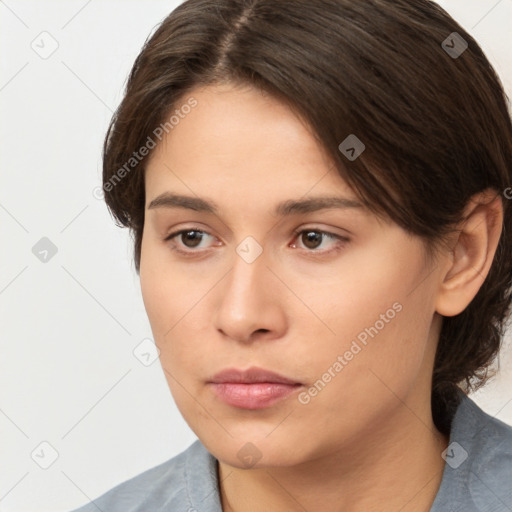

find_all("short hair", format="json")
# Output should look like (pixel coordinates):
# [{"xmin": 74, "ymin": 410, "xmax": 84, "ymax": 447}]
[{"xmin": 102, "ymin": 0, "xmax": 512, "ymax": 433}]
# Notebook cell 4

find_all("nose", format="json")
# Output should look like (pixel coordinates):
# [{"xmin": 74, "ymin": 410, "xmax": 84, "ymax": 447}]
[{"xmin": 213, "ymin": 245, "xmax": 288, "ymax": 344}]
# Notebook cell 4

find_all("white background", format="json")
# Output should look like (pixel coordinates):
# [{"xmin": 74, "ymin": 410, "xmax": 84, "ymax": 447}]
[{"xmin": 1, "ymin": 1, "xmax": 511, "ymax": 510}]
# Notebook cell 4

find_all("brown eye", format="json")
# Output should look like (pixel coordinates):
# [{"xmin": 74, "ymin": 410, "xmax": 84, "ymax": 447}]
[
  {"xmin": 301, "ymin": 231, "xmax": 323, "ymax": 249},
  {"xmin": 291, "ymin": 228, "xmax": 349, "ymax": 255},
  {"xmin": 180, "ymin": 230, "xmax": 204, "ymax": 248},
  {"xmin": 164, "ymin": 227, "xmax": 221, "ymax": 255}
]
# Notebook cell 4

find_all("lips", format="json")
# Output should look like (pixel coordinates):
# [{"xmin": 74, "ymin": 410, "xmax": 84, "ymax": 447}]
[
  {"xmin": 208, "ymin": 367, "xmax": 303, "ymax": 409},
  {"xmin": 210, "ymin": 367, "xmax": 301, "ymax": 385}
]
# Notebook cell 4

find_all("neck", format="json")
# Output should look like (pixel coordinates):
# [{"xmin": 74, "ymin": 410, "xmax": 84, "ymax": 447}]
[{"xmin": 218, "ymin": 405, "xmax": 449, "ymax": 512}]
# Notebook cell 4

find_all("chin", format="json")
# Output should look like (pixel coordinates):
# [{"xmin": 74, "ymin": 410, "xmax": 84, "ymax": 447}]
[{"xmin": 199, "ymin": 429, "xmax": 311, "ymax": 469}]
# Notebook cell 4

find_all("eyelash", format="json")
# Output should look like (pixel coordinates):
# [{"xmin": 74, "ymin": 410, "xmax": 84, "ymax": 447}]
[
  {"xmin": 290, "ymin": 228, "xmax": 349, "ymax": 256},
  {"xmin": 164, "ymin": 226, "xmax": 349, "ymax": 257}
]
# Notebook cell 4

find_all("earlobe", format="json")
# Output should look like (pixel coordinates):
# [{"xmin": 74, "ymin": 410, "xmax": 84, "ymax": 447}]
[{"xmin": 435, "ymin": 189, "xmax": 503, "ymax": 317}]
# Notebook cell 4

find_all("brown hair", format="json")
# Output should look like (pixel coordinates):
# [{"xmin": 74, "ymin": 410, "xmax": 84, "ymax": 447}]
[{"xmin": 102, "ymin": 0, "xmax": 512, "ymax": 433}]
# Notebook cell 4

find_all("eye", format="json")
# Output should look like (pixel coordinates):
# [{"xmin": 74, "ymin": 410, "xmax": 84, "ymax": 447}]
[
  {"xmin": 164, "ymin": 228, "xmax": 218, "ymax": 253},
  {"xmin": 163, "ymin": 226, "xmax": 349, "ymax": 257},
  {"xmin": 290, "ymin": 228, "xmax": 349, "ymax": 254}
]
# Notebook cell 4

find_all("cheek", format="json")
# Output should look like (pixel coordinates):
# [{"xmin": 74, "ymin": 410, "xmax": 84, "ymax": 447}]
[
  {"xmin": 139, "ymin": 239, "xmax": 214, "ymax": 372},
  {"xmin": 290, "ymin": 243, "xmax": 433, "ymax": 393},
  {"xmin": 288, "ymin": 247, "xmax": 407, "ymax": 342},
  {"xmin": 291, "ymin": 306, "xmax": 433, "ymax": 449},
  {"xmin": 140, "ymin": 233, "xmax": 191, "ymax": 332},
  {"xmin": 139, "ymin": 237, "xmax": 183, "ymax": 355}
]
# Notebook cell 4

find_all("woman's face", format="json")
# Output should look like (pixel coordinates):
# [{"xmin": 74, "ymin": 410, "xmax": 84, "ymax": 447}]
[{"xmin": 140, "ymin": 83, "xmax": 446, "ymax": 468}]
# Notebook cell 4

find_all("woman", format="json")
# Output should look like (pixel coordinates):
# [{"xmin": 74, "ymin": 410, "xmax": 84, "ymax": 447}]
[{"xmin": 73, "ymin": 0, "xmax": 512, "ymax": 510}]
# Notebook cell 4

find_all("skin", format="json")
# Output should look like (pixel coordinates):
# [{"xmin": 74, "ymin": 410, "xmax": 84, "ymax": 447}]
[{"xmin": 139, "ymin": 83, "xmax": 503, "ymax": 512}]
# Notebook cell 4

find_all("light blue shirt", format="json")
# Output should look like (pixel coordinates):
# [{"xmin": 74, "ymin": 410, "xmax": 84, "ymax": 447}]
[{"xmin": 71, "ymin": 392, "xmax": 512, "ymax": 511}]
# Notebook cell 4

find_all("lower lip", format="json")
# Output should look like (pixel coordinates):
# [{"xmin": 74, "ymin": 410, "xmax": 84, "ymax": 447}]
[{"xmin": 209, "ymin": 382, "xmax": 302, "ymax": 409}]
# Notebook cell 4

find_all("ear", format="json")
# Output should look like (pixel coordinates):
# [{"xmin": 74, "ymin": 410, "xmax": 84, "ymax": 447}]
[{"xmin": 435, "ymin": 189, "xmax": 504, "ymax": 317}]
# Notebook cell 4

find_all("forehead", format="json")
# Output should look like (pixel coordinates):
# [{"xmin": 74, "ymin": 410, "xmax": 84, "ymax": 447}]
[{"xmin": 145, "ymin": 84, "xmax": 358, "ymax": 202}]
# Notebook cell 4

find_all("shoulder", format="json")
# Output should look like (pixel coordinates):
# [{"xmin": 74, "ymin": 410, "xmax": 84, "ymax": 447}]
[
  {"xmin": 461, "ymin": 396, "xmax": 512, "ymax": 509},
  {"xmin": 70, "ymin": 440, "xmax": 222, "ymax": 512},
  {"xmin": 432, "ymin": 392, "xmax": 512, "ymax": 511}
]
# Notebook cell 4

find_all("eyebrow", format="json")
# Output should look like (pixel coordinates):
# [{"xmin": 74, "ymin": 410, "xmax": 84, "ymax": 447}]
[{"xmin": 147, "ymin": 193, "xmax": 364, "ymax": 216}]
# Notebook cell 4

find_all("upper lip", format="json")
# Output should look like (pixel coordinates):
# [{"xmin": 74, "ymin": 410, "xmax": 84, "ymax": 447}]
[{"xmin": 209, "ymin": 367, "xmax": 301, "ymax": 385}]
